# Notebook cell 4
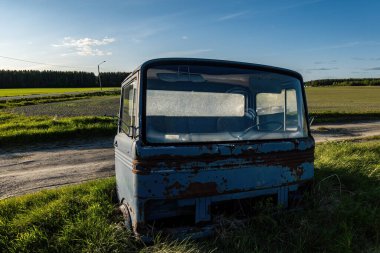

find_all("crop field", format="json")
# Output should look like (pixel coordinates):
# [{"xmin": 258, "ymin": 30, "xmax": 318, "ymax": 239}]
[
  {"xmin": 306, "ymin": 86, "xmax": 380, "ymax": 113},
  {"xmin": 0, "ymin": 139, "xmax": 379, "ymax": 252},
  {"xmin": 306, "ymin": 86, "xmax": 380, "ymax": 122},
  {"xmin": 9, "ymin": 95, "xmax": 120, "ymax": 117},
  {"xmin": 0, "ymin": 87, "xmax": 118, "ymax": 97}
]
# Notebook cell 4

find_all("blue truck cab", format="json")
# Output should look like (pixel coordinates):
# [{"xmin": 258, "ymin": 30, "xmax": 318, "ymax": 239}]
[{"xmin": 115, "ymin": 58, "xmax": 314, "ymax": 238}]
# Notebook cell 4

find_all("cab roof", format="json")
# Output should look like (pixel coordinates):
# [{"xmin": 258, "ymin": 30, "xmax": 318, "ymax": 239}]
[{"xmin": 125, "ymin": 58, "xmax": 303, "ymax": 83}]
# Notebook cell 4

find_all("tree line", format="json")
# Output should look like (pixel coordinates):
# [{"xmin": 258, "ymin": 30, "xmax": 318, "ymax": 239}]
[
  {"xmin": 305, "ymin": 78, "xmax": 380, "ymax": 87},
  {"xmin": 1, "ymin": 69, "xmax": 379, "ymax": 88},
  {"xmin": 0, "ymin": 70, "xmax": 130, "ymax": 88}
]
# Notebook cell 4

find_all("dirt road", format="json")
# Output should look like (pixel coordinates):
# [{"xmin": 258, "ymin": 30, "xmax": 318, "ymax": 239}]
[
  {"xmin": 1, "ymin": 121, "xmax": 379, "ymax": 199},
  {"xmin": 0, "ymin": 138, "xmax": 114, "ymax": 199},
  {"xmin": 312, "ymin": 121, "xmax": 380, "ymax": 143}
]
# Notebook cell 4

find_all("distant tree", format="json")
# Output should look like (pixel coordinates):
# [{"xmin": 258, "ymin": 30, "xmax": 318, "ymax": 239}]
[
  {"xmin": 305, "ymin": 78, "xmax": 380, "ymax": 87},
  {"xmin": 0, "ymin": 70, "xmax": 130, "ymax": 88}
]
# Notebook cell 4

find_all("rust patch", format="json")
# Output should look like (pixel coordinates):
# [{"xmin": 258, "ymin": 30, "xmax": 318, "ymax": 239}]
[
  {"xmin": 164, "ymin": 181, "xmax": 219, "ymax": 198},
  {"xmin": 164, "ymin": 181, "xmax": 184, "ymax": 197},
  {"xmin": 132, "ymin": 160, "xmax": 151, "ymax": 175},
  {"xmin": 290, "ymin": 167, "xmax": 305, "ymax": 180},
  {"xmin": 125, "ymin": 202, "xmax": 134, "ymax": 215},
  {"xmin": 166, "ymin": 181, "xmax": 183, "ymax": 191},
  {"xmin": 258, "ymin": 149, "xmax": 314, "ymax": 168},
  {"xmin": 132, "ymin": 168, "xmax": 151, "ymax": 175},
  {"xmin": 179, "ymin": 182, "xmax": 218, "ymax": 198},
  {"xmin": 133, "ymin": 148, "xmax": 314, "ymax": 172},
  {"xmin": 131, "ymin": 138, "xmax": 314, "ymax": 175}
]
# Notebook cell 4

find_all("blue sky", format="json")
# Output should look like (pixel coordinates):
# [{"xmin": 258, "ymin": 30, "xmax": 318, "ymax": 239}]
[{"xmin": 0, "ymin": 0, "xmax": 380, "ymax": 81}]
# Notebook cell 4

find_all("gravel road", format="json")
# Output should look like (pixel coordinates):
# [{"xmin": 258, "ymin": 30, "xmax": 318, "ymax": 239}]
[
  {"xmin": 0, "ymin": 138, "xmax": 114, "ymax": 199},
  {"xmin": 1, "ymin": 121, "xmax": 379, "ymax": 199}
]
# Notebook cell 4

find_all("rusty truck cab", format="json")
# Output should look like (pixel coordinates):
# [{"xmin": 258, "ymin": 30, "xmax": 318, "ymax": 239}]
[{"xmin": 115, "ymin": 58, "xmax": 314, "ymax": 239}]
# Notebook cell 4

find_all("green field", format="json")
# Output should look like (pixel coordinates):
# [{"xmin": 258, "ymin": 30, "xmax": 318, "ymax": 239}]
[
  {"xmin": 1, "ymin": 86, "xmax": 379, "ymax": 113},
  {"xmin": 306, "ymin": 86, "xmax": 380, "ymax": 113},
  {"xmin": 0, "ymin": 87, "xmax": 118, "ymax": 97},
  {"xmin": 305, "ymin": 86, "xmax": 380, "ymax": 122},
  {"xmin": 0, "ymin": 139, "xmax": 379, "ymax": 252},
  {"xmin": 2, "ymin": 86, "xmax": 380, "ymax": 116}
]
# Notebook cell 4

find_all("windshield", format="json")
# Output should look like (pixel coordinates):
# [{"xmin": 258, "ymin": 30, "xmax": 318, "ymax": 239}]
[{"xmin": 145, "ymin": 64, "xmax": 308, "ymax": 143}]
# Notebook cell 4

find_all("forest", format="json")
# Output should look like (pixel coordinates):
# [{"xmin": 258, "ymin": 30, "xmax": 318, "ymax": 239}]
[
  {"xmin": 0, "ymin": 70, "xmax": 130, "ymax": 88},
  {"xmin": 305, "ymin": 78, "xmax": 380, "ymax": 86}
]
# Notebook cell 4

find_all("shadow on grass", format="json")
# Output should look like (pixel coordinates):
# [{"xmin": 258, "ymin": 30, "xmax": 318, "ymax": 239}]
[{"xmin": 311, "ymin": 112, "xmax": 380, "ymax": 123}]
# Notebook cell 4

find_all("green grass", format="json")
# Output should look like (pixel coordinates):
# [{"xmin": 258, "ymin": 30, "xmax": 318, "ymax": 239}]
[
  {"xmin": 1, "ymin": 139, "xmax": 379, "ymax": 252},
  {"xmin": 0, "ymin": 113, "xmax": 117, "ymax": 147},
  {"xmin": 0, "ymin": 87, "xmax": 118, "ymax": 97}
]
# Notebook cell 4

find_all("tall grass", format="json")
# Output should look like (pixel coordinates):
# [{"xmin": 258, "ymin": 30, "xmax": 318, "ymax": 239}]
[
  {"xmin": 0, "ymin": 140, "xmax": 379, "ymax": 252},
  {"xmin": 0, "ymin": 179, "xmax": 136, "ymax": 252},
  {"xmin": 0, "ymin": 113, "xmax": 117, "ymax": 147}
]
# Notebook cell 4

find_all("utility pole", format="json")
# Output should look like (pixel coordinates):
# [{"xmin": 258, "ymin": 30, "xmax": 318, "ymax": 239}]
[{"xmin": 97, "ymin": 60, "xmax": 106, "ymax": 91}]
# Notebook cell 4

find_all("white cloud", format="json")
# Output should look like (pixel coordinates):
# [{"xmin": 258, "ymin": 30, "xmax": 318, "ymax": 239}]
[
  {"xmin": 218, "ymin": 11, "xmax": 249, "ymax": 21},
  {"xmin": 129, "ymin": 26, "xmax": 169, "ymax": 44},
  {"xmin": 53, "ymin": 37, "xmax": 115, "ymax": 56},
  {"xmin": 181, "ymin": 35, "xmax": 188, "ymax": 40}
]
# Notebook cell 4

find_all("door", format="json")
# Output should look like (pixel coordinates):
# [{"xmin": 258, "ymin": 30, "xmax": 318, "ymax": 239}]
[{"xmin": 115, "ymin": 76, "xmax": 138, "ymax": 202}]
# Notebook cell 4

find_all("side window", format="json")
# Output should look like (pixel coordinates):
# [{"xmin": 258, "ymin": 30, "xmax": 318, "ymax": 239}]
[
  {"xmin": 121, "ymin": 79, "xmax": 137, "ymax": 135},
  {"xmin": 256, "ymin": 89, "xmax": 299, "ymax": 131},
  {"xmin": 285, "ymin": 89, "xmax": 299, "ymax": 131}
]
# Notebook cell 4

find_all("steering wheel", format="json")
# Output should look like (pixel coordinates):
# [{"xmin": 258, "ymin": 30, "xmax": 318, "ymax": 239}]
[
  {"xmin": 236, "ymin": 121, "xmax": 284, "ymax": 139},
  {"xmin": 220, "ymin": 108, "xmax": 256, "ymax": 139},
  {"xmin": 245, "ymin": 108, "xmax": 256, "ymax": 121}
]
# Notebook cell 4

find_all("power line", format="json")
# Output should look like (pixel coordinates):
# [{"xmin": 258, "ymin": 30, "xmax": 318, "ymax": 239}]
[{"xmin": 0, "ymin": 55, "xmax": 94, "ymax": 69}]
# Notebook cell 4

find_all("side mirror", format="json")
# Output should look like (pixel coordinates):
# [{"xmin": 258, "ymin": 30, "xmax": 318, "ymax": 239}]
[
  {"xmin": 309, "ymin": 116, "xmax": 315, "ymax": 126},
  {"xmin": 117, "ymin": 116, "xmax": 136, "ymax": 138},
  {"xmin": 127, "ymin": 126, "xmax": 134, "ymax": 138}
]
